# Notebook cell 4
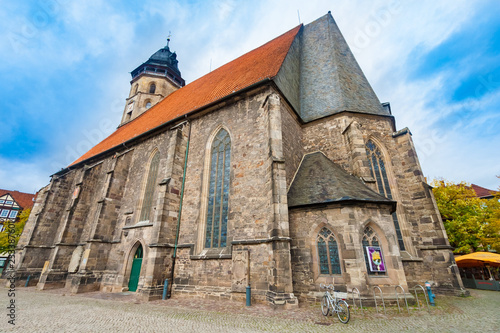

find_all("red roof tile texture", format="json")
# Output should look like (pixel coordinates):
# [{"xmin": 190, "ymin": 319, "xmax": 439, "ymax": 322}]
[
  {"xmin": 470, "ymin": 184, "xmax": 498, "ymax": 198},
  {"xmin": 70, "ymin": 25, "xmax": 302, "ymax": 166},
  {"xmin": 0, "ymin": 189, "xmax": 35, "ymax": 209}
]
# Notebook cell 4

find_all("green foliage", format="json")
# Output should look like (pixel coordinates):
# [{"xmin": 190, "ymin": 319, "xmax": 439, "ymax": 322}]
[
  {"xmin": 431, "ymin": 180, "xmax": 500, "ymax": 254},
  {"xmin": 0, "ymin": 208, "xmax": 30, "ymax": 254}
]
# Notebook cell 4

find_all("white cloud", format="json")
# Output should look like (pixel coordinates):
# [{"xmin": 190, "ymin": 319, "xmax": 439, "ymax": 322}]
[
  {"xmin": 2, "ymin": 0, "xmax": 499, "ymax": 193},
  {"xmin": 0, "ymin": 157, "xmax": 50, "ymax": 193}
]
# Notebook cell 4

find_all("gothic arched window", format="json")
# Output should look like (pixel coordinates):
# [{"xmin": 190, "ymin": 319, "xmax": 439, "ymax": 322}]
[
  {"xmin": 205, "ymin": 129, "xmax": 231, "ymax": 248},
  {"xmin": 365, "ymin": 140, "xmax": 405, "ymax": 251},
  {"xmin": 133, "ymin": 84, "xmax": 139, "ymax": 95},
  {"xmin": 362, "ymin": 226, "xmax": 386, "ymax": 275},
  {"xmin": 149, "ymin": 83, "xmax": 156, "ymax": 94},
  {"xmin": 139, "ymin": 151, "xmax": 160, "ymax": 222},
  {"xmin": 317, "ymin": 228, "xmax": 341, "ymax": 275}
]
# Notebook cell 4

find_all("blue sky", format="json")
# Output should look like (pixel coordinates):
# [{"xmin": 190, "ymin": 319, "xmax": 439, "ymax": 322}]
[{"xmin": 1, "ymin": 0, "xmax": 499, "ymax": 194}]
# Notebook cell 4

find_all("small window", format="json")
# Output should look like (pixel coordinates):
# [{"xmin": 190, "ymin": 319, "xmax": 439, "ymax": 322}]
[
  {"xmin": 145, "ymin": 100, "xmax": 152, "ymax": 109},
  {"xmin": 149, "ymin": 83, "xmax": 156, "ymax": 94},
  {"xmin": 0, "ymin": 200, "xmax": 5, "ymax": 204},
  {"xmin": 5, "ymin": 201, "xmax": 13, "ymax": 205},
  {"xmin": 125, "ymin": 111, "xmax": 132, "ymax": 122},
  {"xmin": 9, "ymin": 210, "xmax": 18, "ymax": 219},
  {"xmin": 133, "ymin": 84, "xmax": 139, "ymax": 94},
  {"xmin": 0, "ymin": 210, "xmax": 9, "ymax": 218}
]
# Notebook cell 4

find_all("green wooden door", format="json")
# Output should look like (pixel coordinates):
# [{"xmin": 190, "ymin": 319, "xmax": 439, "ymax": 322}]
[{"xmin": 128, "ymin": 245, "xmax": 143, "ymax": 292}]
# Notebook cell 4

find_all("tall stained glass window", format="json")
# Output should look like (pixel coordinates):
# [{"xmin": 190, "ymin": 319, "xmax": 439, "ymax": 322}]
[
  {"xmin": 317, "ymin": 228, "xmax": 341, "ymax": 275},
  {"xmin": 362, "ymin": 226, "xmax": 386, "ymax": 275},
  {"xmin": 139, "ymin": 151, "xmax": 160, "ymax": 222},
  {"xmin": 365, "ymin": 140, "xmax": 405, "ymax": 251},
  {"xmin": 205, "ymin": 129, "xmax": 231, "ymax": 248}
]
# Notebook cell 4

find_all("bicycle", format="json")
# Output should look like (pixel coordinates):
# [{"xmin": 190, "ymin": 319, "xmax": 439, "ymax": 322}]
[{"xmin": 319, "ymin": 283, "xmax": 350, "ymax": 324}]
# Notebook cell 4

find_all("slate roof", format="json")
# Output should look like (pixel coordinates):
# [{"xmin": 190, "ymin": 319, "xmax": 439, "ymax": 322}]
[
  {"xmin": 70, "ymin": 25, "xmax": 302, "ymax": 166},
  {"xmin": 0, "ymin": 189, "xmax": 35, "ymax": 209},
  {"xmin": 287, "ymin": 152, "xmax": 395, "ymax": 209}
]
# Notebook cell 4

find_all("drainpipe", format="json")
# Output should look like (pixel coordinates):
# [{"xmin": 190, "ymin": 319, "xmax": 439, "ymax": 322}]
[{"xmin": 168, "ymin": 119, "xmax": 191, "ymax": 298}]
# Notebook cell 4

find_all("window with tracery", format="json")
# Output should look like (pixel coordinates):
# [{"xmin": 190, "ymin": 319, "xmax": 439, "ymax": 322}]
[
  {"xmin": 317, "ymin": 228, "xmax": 341, "ymax": 275},
  {"xmin": 205, "ymin": 129, "xmax": 231, "ymax": 248},
  {"xmin": 139, "ymin": 151, "xmax": 160, "ymax": 222},
  {"xmin": 365, "ymin": 140, "xmax": 405, "ymax": 251},
  {"xmin": 362, "ymin": 226, "xmax": 386, "ymax": 275}
]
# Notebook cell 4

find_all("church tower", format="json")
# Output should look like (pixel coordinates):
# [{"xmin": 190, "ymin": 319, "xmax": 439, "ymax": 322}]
[{"xmin": 120, "ymin": 38, "xmax": 185, "ymax": 126}]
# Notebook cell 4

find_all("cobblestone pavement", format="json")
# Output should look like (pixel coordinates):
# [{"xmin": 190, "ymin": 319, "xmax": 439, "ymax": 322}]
[{"xmin": 0, "ymin": 286, "xmax": 498, "ymax": 332}]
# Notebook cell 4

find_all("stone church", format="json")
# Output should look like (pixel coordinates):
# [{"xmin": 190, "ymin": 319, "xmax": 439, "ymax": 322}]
[{"xmin": 16, "ymin": 13, "xmax": 464, "ymax": 306}]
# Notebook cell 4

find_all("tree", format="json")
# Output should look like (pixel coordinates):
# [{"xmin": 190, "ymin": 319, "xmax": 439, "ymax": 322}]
[
  {"xmin": 0, "ymin": 208, "xmax": 30, "ymax": 254},
  {"xmin": 480, "ymin": 191, "xmax": 500, "ymax": 252},
  {"xmin": 431, "ymin": 179, "xmax": 500, "ymax": 254}
]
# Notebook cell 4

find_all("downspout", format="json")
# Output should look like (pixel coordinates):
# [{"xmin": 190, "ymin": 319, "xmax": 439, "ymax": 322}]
[{"xmin": 169, "ymin": 119, "xmax": 191, "ymax": 297}]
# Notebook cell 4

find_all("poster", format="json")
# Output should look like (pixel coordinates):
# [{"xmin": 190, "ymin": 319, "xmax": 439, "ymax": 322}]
[{"xmin": 365, "ymin": 246, "xmax": 386, "ymax": 272}]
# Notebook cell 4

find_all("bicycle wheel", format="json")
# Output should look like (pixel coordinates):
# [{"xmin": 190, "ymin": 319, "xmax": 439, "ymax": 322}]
[
  {"xmin": 321, "ymin": 295, "xmax": 329, "ymax": 316},
  {"xmin": 336, "ymin": 300, "xmax": 350, "ymax": 324}
]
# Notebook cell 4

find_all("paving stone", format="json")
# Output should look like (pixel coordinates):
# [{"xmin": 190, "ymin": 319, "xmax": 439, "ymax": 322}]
[{"xmin": 0, "ymin": 287, "xmax": 498, "ymax": 332}]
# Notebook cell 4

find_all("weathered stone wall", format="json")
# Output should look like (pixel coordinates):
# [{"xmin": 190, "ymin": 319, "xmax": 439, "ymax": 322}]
[
  {"xmin": 173, "ymin": 88, "xmax": 273, "ymax": 293},
  {"xmin": 170, "ymin": 87, "xmax": 296, "ymax": 307},
  {"xmin": 299, "ymin": 111, "xmax": 463, "ymax": 293},
  {"xmin": 29, "ymin": 173, "xmax": 77, "ymax": 247},
  {"xmin": 289, "ymin": 203, "xmax": 407, "ymax": 302},
  {"xmin": 280, "ymin": 104, "xmax": 303, "ymax": 188}
]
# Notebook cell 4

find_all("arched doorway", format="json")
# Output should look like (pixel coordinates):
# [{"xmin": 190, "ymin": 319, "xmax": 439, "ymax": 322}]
[{"xmin": 128, "ymin": 244, "xmax": 143, "ymax": 292}]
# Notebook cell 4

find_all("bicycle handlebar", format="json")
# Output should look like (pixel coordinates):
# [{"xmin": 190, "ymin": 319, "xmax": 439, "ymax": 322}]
[{"xmin": 320, "ymin": 284, "xmax": 342, "ymax": 293}]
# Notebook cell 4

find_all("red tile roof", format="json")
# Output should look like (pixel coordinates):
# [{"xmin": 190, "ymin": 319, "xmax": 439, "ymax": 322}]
[
  {"xmin": 470, "ymin": 184, "xmax": 498, "ymax": 198},
  {"xmin": 70, "ymin": 25, "xmax": 302, "ymax": 166},
  {"xmin": 0, "ymin": 189, "xmax": 36, "ymax": 209}
]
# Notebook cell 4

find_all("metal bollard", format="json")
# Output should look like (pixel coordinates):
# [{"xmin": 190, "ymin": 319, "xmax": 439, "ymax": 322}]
[
  {"xmin": 246, "ymin": 285, "xmax": 251, "ymax": 306},
  {"xmin": 25, "ymin": 275, "xmax": 31, "ymax": 287},
  {"xmin": 162, "ymin": 279, "xmax": 169, "ymax": 300},
  {"xmin": 425, "ymin": 281, "xmax": 435, "ymax": 306}
]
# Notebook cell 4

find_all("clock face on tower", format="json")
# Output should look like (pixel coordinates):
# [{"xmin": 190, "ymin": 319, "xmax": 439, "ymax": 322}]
[{"xmin": 127, "ymin": 102, "xmax": 134, "ymax": 112}]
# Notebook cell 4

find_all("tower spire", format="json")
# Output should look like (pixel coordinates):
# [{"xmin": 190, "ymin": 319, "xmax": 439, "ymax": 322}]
[{"xmin": 167, "ymin": 31, "xmax": 171, "ymax": 48}]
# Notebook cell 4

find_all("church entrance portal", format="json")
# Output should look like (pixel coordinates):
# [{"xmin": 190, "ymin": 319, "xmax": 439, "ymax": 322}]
[{"xmin": 128, "ymin": 245, "xmax": 143, "ymax": 292}]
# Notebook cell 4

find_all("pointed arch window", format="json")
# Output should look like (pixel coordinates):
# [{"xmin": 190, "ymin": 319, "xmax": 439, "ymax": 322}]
[
  {"xmin": 317, "ymin": 228, "xmax": 341, "ymax": 275},
  {"xmin": 365, "ymin": 140, "xmax": 405, "ymax": 251},
  {"xmin": 362, "ymin": 226, "xmax": 386, "ymax": 275},
  {"xmin": 139, "ymin": 151, "xmax": 160, "ymax": 222},
  {"xmin": 149, "ymin": 83, "xmax": 156, "ymax": 94},
  {"xmin": 205, "ymin": 129, "xmax": 231, "ymax": 248}
]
